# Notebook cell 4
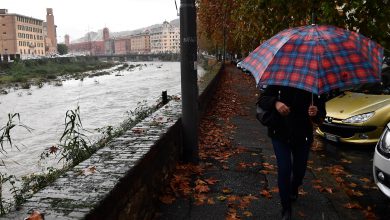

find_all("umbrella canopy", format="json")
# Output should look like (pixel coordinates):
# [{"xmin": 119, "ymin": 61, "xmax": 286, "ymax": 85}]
[{"xmin": 241, "ymin": 25, "xmax": 384, "ymax": 94}]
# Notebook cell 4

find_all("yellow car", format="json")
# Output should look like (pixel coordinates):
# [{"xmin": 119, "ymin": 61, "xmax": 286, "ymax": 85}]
[{"xmin": 317, "ymin": 68, "xmax": 390, "ymax": 145}]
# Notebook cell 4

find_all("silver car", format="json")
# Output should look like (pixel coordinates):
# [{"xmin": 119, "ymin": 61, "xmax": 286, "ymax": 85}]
[{"xmin": 373, "ymin": 122, "xmax": 390, "ymax": 197}]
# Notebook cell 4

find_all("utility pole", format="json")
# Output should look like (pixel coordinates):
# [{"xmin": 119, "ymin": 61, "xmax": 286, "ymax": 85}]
[{"xmin": 180, "ymin": 0, "xmax": 199, "ymax": 163}]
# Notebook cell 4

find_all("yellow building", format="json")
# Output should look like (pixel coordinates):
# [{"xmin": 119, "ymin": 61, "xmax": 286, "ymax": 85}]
[
  {"xmin": 130, "ymin": 31, "xmax": 150, "ymax": 54},
  {"xmin": 150, "ymin": 21, "xmax": 180, "ymax": 54},
  {"xmin": 0, "ymin": 9, "xmax": 45, "ymax": 59}
]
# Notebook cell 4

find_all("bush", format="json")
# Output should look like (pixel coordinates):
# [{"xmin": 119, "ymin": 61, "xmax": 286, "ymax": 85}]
[
  {"xmin": 46, "ymin": 74, "xmax": 57, "ymax": 80},
  {"xmin": 21, "ymin": 83, "xmax": 31, "ymax": 89},
  {"xmin": 10, "ymin": 75, "xmax": 27, "ymax": 83}
]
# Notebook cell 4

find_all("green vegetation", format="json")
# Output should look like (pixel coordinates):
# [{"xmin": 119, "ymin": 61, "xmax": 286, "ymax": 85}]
[
  {"xmin": 0, "ymin": 95, "xmax": 172, "ymax": 215},
  {"xmin": 58, "ymin": 107, "xmax": 95, "ymax": 164},
  {"xmin": 0, "ymin": 113, "xmax": 32, "ymax": 215},
  {"xmin": 0, "ymin": 58, "xmax": 116, "ymax": 88},
  {"xmin": 0, "ymin": 113, "xmax": 32, "ymax": 152},
  {"xmin": 57, "ymin": 43, "xmax": 68, "ymax": 55}
]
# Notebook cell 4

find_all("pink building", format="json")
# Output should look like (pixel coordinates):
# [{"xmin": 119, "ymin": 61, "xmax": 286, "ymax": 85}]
[
  {"xmin": 68, "ymin": 40, "xmax": 105, "ymax": 56},
  {"xmin": 114, "ymin": 37, "xmax": 131, "ymax": 55}
]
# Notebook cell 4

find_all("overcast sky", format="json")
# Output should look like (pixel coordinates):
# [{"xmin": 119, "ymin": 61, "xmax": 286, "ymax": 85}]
[{"xmin": 2, "ymin": 0, "xmax": 180, "ymax": 42}]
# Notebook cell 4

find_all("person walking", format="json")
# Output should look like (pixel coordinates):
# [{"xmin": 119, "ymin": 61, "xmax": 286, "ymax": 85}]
[{"xmin": 258, "ymin": 85, "xmax": 326, "ymax": 220}]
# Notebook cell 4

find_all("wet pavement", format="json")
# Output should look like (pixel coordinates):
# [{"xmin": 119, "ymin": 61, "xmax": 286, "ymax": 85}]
[
  {"xmin": 312, "ymin": 138, "xmax": 390, "ymax": 219},
  {"xmin": 155, "ymin": 64, "xmax": 380, "ymax": 219}
]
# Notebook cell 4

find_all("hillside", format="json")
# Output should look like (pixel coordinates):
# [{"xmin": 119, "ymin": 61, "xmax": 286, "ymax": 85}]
[{"xmin": 71, "ymin": 18, "xmax": 179, "ymax": 43}]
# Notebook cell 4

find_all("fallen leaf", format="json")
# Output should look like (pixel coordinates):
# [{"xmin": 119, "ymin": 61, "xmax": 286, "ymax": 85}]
[
  {"xmin": 363, "ymin": 210, "xmax": 377, "ymax": 220},
  {"xmin": 298, "ymin": 189, "xmax": 308, "ymax": 196},
  {"xmin": 259, "ymin": 170, "xmax": 269, "ymax": 175},
  {"xmin": 159, "ymin": 195, "xmax": 176, "ymax": 204},
  {"xmin": 207, "ymin": 198, "xmax": 216, "ymax": 205},
  {"xmin": 49, "ymin": 145, "xmax": 59, "ymax": 154},
  {"xmin": 25, "ymin": 210, "xmax": 44, "ymax": 220},
  {"xmin": 341, "ymin": 159, "xmax": 352, "ymax": 164},
  {"xmin": 82, "ymin": 165, "xmax": 97, "ymax": 176},
  {"xmin": 243, "ymin": 211, "xmax": 253, "ymax": 217},
  {"xmin": 346, "ymin": 189, "xmax": 364, "ymax": 197},
  {"xmin": 328, "ymin": 165, "xmax": 345, "ymax": 175},
  {"xmin": 217, "ymin": 195, "xmax": 227, "ymax": 201},
  {"xmin": 222, "ymin": 187, "xmax": 233, "ymax": 194},
  {"xmin": 343, "ymin": 202, "xmax": 363, "ymax": 209},
  {"xmin": 195, "ymin": 184, "xmax": 210, "ymax": 193},
  {"xmin": 298, "ymin": 211, "xmax": 306, "ymax": 217},
  {"xmin": 260, "ymin": 190, "xmax": 272, "ymax": 199},
  {"xmin": 132, "ymin": 127, "xmax": 146, "ymax": 134},
  {"xmin": 324, "ymin": 187, "xmax": 334, "ymax": 194},
  {"xmin": 227, "ymin": 195, "xmax": 240, "ymax": 203},
  {"xmin": 204, "ymin": 177, "xmax": 219, "ymax": 185},
  {"xmin": 194, "ymin": 194, "xmax": 208, "ymax": 206},
  {"xmin": 360, "ymin": 177, "xmax": 371, "ymax": 183},
  {"xmin": 226, "ymin": 208, "xmax": 240, "ymax": 220},
  {"xmin": 349, "ymin": 182, "xmax": 357, "ymax": 188},
  {"xmin": 335, "ymin": 177, "xmax": 344, "ymax": 183}
]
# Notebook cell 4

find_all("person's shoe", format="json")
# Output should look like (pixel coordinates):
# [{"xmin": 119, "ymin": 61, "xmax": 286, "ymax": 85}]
[{"xmin": 281, "ymin": 207, "xmax": 292, "ymax": 220}]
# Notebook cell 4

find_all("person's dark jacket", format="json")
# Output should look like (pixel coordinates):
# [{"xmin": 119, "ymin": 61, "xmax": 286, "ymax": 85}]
[{"xmin": 258, "ymin": 85, "xmax": 327, "ymax": 145}]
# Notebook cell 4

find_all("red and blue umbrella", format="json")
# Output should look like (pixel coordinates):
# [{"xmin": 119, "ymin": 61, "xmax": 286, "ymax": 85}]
[{"xmin": 241, "ymin": 25, "xmax": 384, "ymax": 94}]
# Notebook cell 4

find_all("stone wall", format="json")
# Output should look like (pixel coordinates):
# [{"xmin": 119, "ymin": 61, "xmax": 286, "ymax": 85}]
[{"xmin": 2, "ymin": 63, "xmax": 223, "ymax": 220}]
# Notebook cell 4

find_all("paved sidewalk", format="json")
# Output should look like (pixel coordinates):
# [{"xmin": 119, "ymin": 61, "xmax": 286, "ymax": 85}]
[{"xmin": 156, "ymin": 64, "xmax": 344, "ymax": 219}]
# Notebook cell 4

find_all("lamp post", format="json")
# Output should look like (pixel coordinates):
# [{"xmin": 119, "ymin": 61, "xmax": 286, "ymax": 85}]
[
  {"xmin": 311, "ymin": 0, "xmax": 318, "ymax": 25},
  {"xmin": 180, "ymin": 0, "xmax": 199, "ymax": 163}
]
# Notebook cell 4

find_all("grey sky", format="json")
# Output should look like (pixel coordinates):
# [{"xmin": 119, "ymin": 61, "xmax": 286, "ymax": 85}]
[{"xmin": 1, "ymin": 0, "xmax": 180, "ymax": 42}]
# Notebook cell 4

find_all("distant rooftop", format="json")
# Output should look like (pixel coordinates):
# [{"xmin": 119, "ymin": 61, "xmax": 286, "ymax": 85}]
[{"xmin": 0, "ymin": 9, "xmax": 44, "ymax": 21}]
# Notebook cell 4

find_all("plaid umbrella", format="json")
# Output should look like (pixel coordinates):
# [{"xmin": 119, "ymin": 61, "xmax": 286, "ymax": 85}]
[{"xmin": 241, "ymin": 25, "xmax": 384, "ymax": 94}]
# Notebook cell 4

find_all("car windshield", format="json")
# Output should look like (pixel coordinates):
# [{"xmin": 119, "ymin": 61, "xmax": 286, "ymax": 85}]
[
  {"xmin": 350, "ymin": 69, "xmax": 390, "ymax": 95},
  {"xmin": 350, "ymin": 82, "xmax": 390, "ymax": 94}
]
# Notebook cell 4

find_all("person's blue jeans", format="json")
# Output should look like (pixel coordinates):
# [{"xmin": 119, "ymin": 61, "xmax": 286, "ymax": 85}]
[{"xmin": 271, "ymin": 138, "xmax": 310, "ymax": 209}]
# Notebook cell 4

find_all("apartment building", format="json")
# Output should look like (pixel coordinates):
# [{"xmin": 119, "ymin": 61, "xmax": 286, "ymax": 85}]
[
  {"xmin": 130, "ymin": 31, "xmax": 150, "ymax": 54},
  {"xmin": 68, "ymin": 40, "xmax": 105, "ymax": 56},
  {"xmin": 150, "ymin": 21, "xmax": 180, "ymax": 54},
  {"xmin": 0, "ymin": 9, "xmax": 45, "ymax": 59},
  {"xmin": 114, "ymin": 37, "xmax": 131, "ymax": 55}
]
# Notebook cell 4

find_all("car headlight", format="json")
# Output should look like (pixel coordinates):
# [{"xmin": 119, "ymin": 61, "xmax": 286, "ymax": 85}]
[
  {"xmin": 378, "ymin": 128, "xmax": 390, "ymax": 155},
  {"xmin": 342, "ymin": 112, "xmax": 375, "ymax": 123}
]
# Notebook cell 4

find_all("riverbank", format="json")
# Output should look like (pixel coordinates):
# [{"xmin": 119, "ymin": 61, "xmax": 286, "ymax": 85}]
[
  {"xmin": 0, "ymin": 57, "xmax": 118, "ymax": 91},
  {"xmin": 0, "ymin": 60, "xmax": 217, "ymax": 215},
  {"xmin": 1, "ymin": 59, "xmax": 222, "ymax": 219}
]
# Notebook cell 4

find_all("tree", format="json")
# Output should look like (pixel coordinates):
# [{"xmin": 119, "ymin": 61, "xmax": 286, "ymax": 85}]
[
  {"xmin": 197, "ymin": 0, "xmax": 390, "ymax": 56},
  {"xmin": 57, "ymin": 43, "xmax": 68, "ymax": 55}
]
